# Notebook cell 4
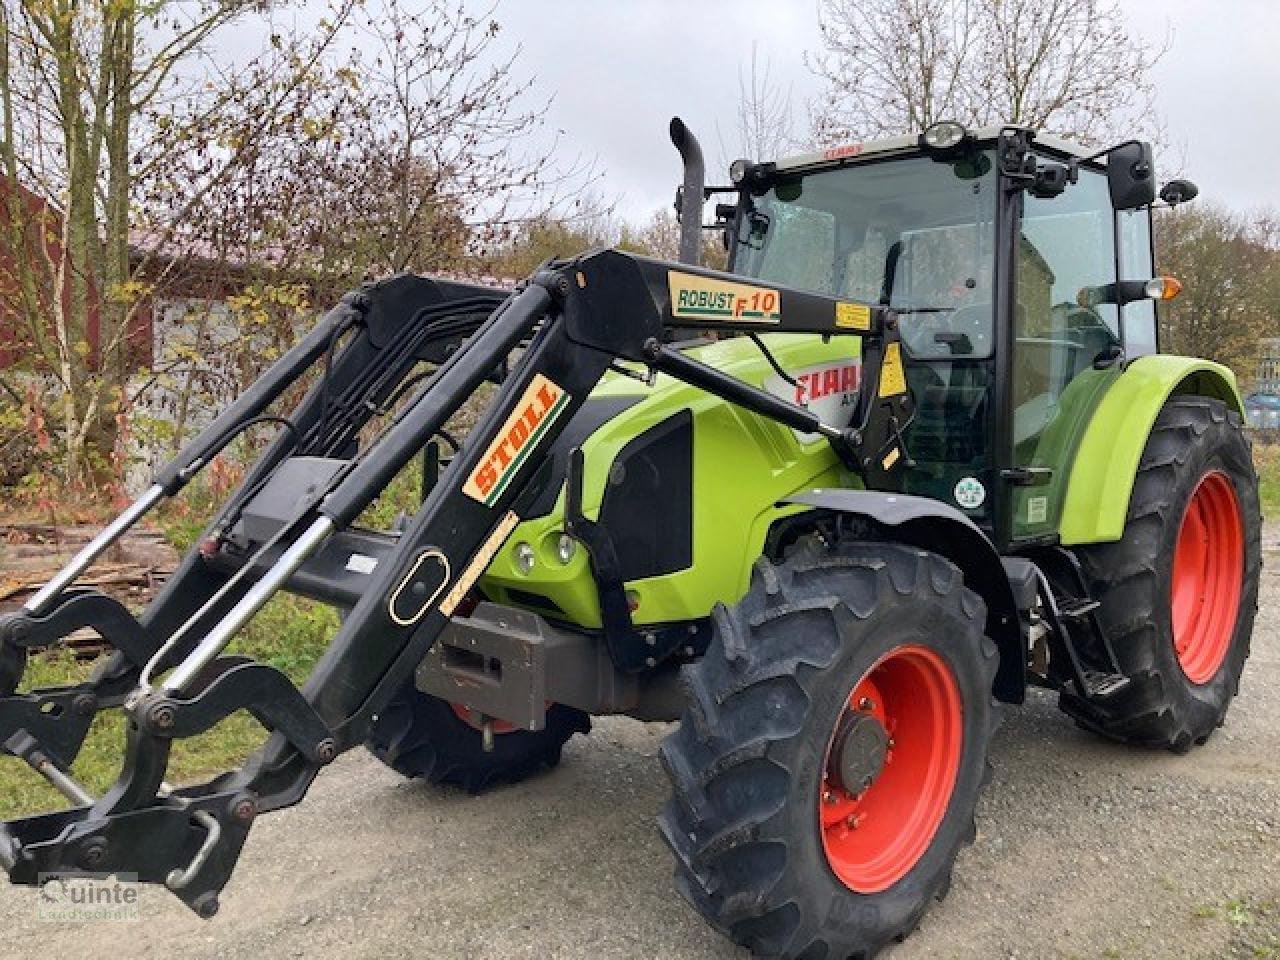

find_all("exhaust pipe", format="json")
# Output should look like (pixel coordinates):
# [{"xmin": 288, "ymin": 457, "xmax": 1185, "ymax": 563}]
[{"xmin": 670, "ymin": 117, "xmax": 705, "ymax": 267}]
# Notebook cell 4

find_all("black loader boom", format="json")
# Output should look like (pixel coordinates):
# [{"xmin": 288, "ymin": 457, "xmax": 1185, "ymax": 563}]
[{"xmin": 0, "ymin": 249, "xmax": 911, "ymax": 916}]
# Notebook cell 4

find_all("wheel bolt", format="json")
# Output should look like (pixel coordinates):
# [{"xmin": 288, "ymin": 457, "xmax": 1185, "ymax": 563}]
[
  {"xmin": 845, "ymin": 814, "xmax": 860, "ymax": 829},
  {"xmin": 79, "ymin": 838, "xmax": 107, "ymax": 868},
  {"xmin": 314, "ymin": 738, "xmax": 337, "ymax": 764},
  {"xmin": 858, "ymin": 697, "xmax": 874, "ymax": 711},
  {"xmin": 229, "ymin": 795, "xmax": 257, "ymax": 822},
  {"xmin": 822, "ymin": 790, "xmax": 835, "ymax": 804}
]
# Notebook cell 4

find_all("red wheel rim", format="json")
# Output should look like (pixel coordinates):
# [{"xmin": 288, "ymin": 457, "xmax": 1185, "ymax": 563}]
[
  {"xmin": 818, "ymin": 645, "xmax": 963, "ymax": 893},
  {"xmin": 450, "ymin": 702, "xmax": 516, "ymax": 734},
  {"xmin": 1171, "ymin": 470, "xmax": 1244, "ymax": 684}
]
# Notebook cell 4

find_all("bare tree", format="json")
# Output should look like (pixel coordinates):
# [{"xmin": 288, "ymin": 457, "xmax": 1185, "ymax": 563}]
[
  {"xmin": 808, "ymin": 0, "xmax": 1166, "ymax": 146},
  {"xmin": 808, "ymin": 0, "xmax": 980, "ymax": 143},
  {"xmin": 731, "ymin": 42, "xmax": 797, "ymax": 162},
  {"xmin": 0, "ymin": 0, "xmax": 352, "ymax": 484},
  {"xmin": 1, "ymin": 0, "xmax": 602, "ymax": 476},
  {"xmin": 134, "ymin": 0, "xmax": 605, "ymax": 456}
]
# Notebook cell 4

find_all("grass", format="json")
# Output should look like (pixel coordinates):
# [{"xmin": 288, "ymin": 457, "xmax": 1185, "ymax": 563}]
[
  {"xmin": 0, "ymin": 426, "xmax": 451, "ymax": 820},
  {"xmin": 1190, "ymin": 897, "xmax": 1280, "ymax": 958},
  {"xmin": 0, "ymin": 399, "xmax": 474, "ymax": 821},
  {"xmin": 1253, "ymin": 442, "xmax": 1280, "ymax": 519},
  {"xmin": 0, "ymin": 593, "xmax": 338, "ymax": 821}
]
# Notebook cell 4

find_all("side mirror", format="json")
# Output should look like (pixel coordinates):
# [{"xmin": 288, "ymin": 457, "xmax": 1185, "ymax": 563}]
[
  {"xmin": 1159, "ymin": 179, "xmax": 1199, "ymax": 206},
  {"xmin": 1107, "ymin": 141, "xmax": 1156, "ymax": 210}
]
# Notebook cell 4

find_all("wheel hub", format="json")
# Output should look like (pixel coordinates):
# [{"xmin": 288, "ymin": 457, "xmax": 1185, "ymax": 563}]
[
  {"xmin": 1171, "ymin": 470, "xmax": 1244, "ymax": 685},
  {"xmin": 818, "ymin": 645, "xmax": 963, "ymax": 894},
  {"xmin": 829, "ymin": 710, "xmax": 889, "ymax": 796}
]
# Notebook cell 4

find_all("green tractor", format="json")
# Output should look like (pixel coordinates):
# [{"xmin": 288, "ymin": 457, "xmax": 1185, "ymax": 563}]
[
  {"xmin": 372, "ymin": 122, "xmax": 1260, "ymax": 954},
  {"xmin": 0, "ymin": 120, "xmax": 1258, "ymax": 960}
]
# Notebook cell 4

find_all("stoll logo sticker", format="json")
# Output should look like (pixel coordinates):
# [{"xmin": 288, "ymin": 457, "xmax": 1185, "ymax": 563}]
[
  {"xmin": 38, "ymin": 872, "xmax": 140, "ymax": 921},
  {"xmin": 463, "ymin": 374, "xmax": 570, "ymax": 507},
  {"xmin": 954, "ymin": 476, "xmax": 986, "ymax": 510}
]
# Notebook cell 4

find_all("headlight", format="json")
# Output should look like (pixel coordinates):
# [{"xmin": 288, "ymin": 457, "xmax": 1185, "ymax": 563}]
[
  {"xmin": 555, "ymin": 532, "xmax": 577, "ymax": 564},
  {"xmin": 513, "ymin": 542, "xmax": 536, "ymax": 575}
]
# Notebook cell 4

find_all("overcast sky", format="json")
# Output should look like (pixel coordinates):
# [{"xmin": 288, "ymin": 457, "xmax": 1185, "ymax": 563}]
[{"xmin": 472, "ymin": 0, "xmax": 1280, "ymax": 223}]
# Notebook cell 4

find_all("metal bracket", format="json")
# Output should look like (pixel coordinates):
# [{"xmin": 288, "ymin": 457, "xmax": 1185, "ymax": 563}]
[
  {"xmin": 137, "ymin": 661, "xmax": 336, "ymax": 765},
  {"xmin": 0, "ymin": 591, "xmax": 165, "ymax": 769},
  {"xmin": 563, "ymin": 447, "xmax": 655, "ymax": 672}
]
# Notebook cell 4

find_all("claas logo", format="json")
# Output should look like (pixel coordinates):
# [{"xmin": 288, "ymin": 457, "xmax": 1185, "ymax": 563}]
[
  {"xmin": 793, "ymin": 363, "xmax": 860, "ymax": 407},
  {"xmin": 464, "ymin": 375, "xmax": 570, "ymax": 506}
]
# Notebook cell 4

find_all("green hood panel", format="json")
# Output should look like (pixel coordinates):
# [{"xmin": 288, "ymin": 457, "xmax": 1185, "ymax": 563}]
[
  {"xmin": 479, "ymin": 334, "xmax": 861, "ymax": 626},
  {"xmin": 1058, "ymin": 354, "xmax": 1243, "ymax": 545}
]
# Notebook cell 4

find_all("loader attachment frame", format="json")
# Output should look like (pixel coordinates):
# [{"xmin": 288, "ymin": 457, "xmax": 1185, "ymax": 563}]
[{"xmin": 0, "ymin": 249, "xmax": 910, "ymax": 916}]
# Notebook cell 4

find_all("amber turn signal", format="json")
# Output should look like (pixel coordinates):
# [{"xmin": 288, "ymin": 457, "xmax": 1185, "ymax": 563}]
[{"xmin": 1144, "ymin": 276, "xmax": 1182, "ymax": 301}]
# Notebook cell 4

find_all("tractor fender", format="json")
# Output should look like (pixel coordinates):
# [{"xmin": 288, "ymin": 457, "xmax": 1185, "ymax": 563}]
[
  {"xmin": 785, "ymin": 489, "xmax": 1024, "ymax": 703},
  {"xmin": 1059, "ymin": 354, "xmax": 1243, "ymax": 545}
]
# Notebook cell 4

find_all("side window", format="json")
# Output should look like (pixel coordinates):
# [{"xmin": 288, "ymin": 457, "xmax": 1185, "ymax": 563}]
[
  {"xmin": 1010, "ymin": 167, "xmax": 1123, "ymax": 540},
  {"xmin": 1119, "ymin": 209, "xmax": 1158, "ymax": 357}
]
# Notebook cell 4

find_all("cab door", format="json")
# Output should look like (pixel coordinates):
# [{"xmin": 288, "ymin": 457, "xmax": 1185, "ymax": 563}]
[{"xmin": 1006, "ymin": 162, "xmax": 1126, "ymax": 542}]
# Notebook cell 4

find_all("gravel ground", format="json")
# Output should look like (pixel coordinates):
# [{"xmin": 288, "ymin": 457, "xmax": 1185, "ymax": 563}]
[{"xmin": 2, "ymin": 544, "xmax": 1278, "ymax": 959}]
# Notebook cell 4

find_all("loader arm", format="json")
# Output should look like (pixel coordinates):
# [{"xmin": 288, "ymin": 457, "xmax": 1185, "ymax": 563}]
[{"xmin": 0, "ymin": 249, "xmax": 909, "ymax": 916}]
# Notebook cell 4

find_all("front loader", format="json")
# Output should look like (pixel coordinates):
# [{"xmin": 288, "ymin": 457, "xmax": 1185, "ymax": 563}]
[{"xmin": 0, "ymin": 119, "xmax": 1259, "ymax": 959}]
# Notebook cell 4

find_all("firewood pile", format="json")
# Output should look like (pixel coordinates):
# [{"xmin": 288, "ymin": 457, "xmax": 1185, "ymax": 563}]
[{"xmin": 0, "ymin": 523, "xmax": 180, "ymax": 655}]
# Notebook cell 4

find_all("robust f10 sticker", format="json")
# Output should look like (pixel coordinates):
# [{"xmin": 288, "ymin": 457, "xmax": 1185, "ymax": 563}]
[
  {"xmin": 668, "ymin": 271, "xmax": 781, "ymax": 323},
  {"xmin": 463, "ymin": 374, "xmax": 570, "ymax": 506}
]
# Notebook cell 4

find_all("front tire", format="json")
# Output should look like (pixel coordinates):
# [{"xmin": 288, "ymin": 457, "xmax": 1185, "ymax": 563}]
[
  {"xmin": 658, "ymin": 540, "xmax": 999, "ymax": 960},
  {"xmin": 1061, "ymin": 396, "xmax": 1261, "ymax": 751},
  {"xmin": 366, "ymin": 681, "xmax": 590, "ymax": 794}
]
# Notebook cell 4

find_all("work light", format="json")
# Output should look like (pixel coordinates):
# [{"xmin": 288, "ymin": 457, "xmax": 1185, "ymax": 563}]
[{"xmin": 920, "ymin": 121, "xmax": 970, "ymax": 154}]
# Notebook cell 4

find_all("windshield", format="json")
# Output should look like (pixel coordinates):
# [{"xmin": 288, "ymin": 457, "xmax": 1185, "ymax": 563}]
[{"xmin": 733, "ymin": 152, "xmax": 998, "ymax": 358}]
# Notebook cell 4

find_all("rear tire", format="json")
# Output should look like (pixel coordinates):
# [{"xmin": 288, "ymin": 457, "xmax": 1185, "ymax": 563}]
[
  {"xmin": 658, "ymin": 540, "xmax": 999, "ymax": 960},
  {"xmin": 366, "ymin": 681, "xmax": 589, "ymax": 794},
  {"xmin": 1061, "ymin": 396, "xmax": 1260, "ymax": 751}
]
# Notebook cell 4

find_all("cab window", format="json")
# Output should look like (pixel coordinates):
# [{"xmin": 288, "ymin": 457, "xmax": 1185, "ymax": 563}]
[
  {"xmin": 1119, "ymin": 209, "xmax": 1158, "ymax": 356},
  {"xmin": 733, "ymin": 154, "xmax": 998, "ymax": 359}
]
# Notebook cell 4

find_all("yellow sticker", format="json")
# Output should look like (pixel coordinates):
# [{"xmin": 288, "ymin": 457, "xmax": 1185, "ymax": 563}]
[
  {"xmin": 835, "ymin": 302, "xmax": 872, "ymax": 331},
  {"xmin": 463, "ymin": 374, "xmax": 570, "ymax": 506},
  {"xmin": 668, "ymin": 271, "xmax": 781, "ymax": 323},
  {"xmin": 881, "ymin": 446, "xmax": 901, "ymax": 470},
  {"xmin": 878, "ymin": 342, "xmax": 907, "ymax": 398}
]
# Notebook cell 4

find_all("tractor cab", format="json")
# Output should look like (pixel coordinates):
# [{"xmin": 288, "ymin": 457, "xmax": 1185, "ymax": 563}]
[{"xmin": 724, "ymin": 124, "xmax": 1176, "ymax": 549}]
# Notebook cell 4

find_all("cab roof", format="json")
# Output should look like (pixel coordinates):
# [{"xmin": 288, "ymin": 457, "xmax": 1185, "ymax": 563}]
[{"xmin": 771, "ymin": 125, "xmax": 1097, "ymax": 176}]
